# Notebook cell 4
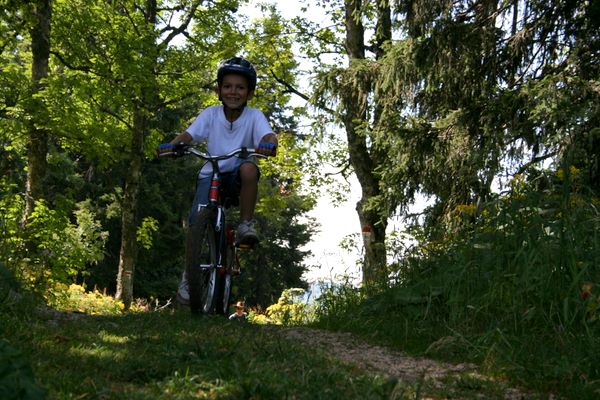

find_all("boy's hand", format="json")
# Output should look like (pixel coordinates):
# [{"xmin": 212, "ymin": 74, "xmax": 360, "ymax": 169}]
[
  {"xmin": 156, "ymin": 142, "xmax": 187, "ymax": 157},
  {"xmin": 156, "ymin": 143, "xmax": 175, "ymax": 157},
  {"xmin": 257, "ymin": 141, "xmax": 277, "ymax": 157}
]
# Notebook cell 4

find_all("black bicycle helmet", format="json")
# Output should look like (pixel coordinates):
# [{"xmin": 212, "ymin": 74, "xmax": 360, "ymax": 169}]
[{"xmin": 217, "ymin": 57, "xmax": 257, "ymax": 91}]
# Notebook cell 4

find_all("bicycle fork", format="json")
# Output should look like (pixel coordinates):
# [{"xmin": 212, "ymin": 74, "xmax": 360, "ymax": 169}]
[{"xmin": 208, "ymin": 173, "xmax": 241, "ymax": 275}]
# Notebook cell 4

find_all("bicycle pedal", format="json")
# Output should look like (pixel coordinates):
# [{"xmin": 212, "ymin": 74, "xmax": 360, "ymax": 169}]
[{"xmin": 191, "ymin": 263, "xmax": 212, "ymax": 270}]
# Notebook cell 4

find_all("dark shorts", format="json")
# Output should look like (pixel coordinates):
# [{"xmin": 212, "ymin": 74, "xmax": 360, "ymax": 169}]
[{"xmin": 188, "ymin": 161, "xmax": 259, "ymax": 225}]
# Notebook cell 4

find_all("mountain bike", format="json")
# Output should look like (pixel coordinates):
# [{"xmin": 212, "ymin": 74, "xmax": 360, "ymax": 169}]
[{"xmin": 159, "ymin": 144, "xmax": 269, "ymax": 315}]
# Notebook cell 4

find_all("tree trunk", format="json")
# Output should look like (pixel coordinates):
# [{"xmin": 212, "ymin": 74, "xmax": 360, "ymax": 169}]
[
  {"xmin": 343, "ymin": 0, "xmax": 389, "ymax": 286},
  {"xmin": 114, "ymin": 0, "xmax": 160, "ymax": 309},
  {"xmin": 115, "ymin": 108, "xmax": 145, "ymax": 309},
  {"xmin": 24, "ymin": 0, "xmax": 51, "ymax": 221},
  {"xmin": 113, "ymin": 0, "xmax": 203, "ymax": 308}
]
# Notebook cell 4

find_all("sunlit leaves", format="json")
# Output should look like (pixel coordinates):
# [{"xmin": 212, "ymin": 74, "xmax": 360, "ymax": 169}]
[{"xmin": 26, "ymin": 200, "xmax": 108, "ymax": 282}]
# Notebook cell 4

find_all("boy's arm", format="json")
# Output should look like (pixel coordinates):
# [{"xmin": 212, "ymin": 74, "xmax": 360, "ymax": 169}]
[
  {"xmin": 156, "ymin": 131, "xmax": 193, "ymax": 157},
  {"xmin": 258, "ymin": 133, "xmax": 278, "ymax": 156},
  {"xmin": 170, "ymin": 131, "xmax": 193, "ymax": 145},
  {"xmin": 260, "ymin": 133, "xmax": 278, "ymax": 145}
]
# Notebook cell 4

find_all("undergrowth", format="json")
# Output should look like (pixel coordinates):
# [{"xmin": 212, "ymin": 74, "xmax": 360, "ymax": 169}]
[
  {"xmin": 3, "ymin": 166, "xmax": 600, "ymax": 399},
  {"xmin": 0, "ymin": 286, "xmax": 422, "ymax": 400},
  {"xmin": 2, "ymin": 267, "xmax": 529, "ymax": 400},
  {"xmin": 314, "ymin": 167, "xmax": 600, "ymax": 399}
]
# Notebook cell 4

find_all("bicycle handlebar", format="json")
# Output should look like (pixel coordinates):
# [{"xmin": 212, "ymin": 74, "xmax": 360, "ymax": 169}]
[
  {"xmin": 157, "ymin": 143, "xmax": 272, "ymax": 160},
  {"xmin": 187, "ymin": 146, "xmax": 269, "ymax": 161}
]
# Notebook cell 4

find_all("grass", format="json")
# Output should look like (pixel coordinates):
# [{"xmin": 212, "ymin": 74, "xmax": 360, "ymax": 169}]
[
  {"xmin": 311, "ymin": 168, "xmax": 600, "ymax": 399},
  {"xmin": 1, "ymin": 298, "xmax": 549, "ymax": 400},
  {"xmin": 1, "ymin": 304, "xmax": 408, "ymax": 400}
]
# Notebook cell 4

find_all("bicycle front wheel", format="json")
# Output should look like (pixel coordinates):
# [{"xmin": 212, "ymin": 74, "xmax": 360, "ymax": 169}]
[
  {"xmin": 212, "ymin": 236, "xmax": 235, "ymax": 315},
  {"xmin": 186, "ymin": 208, "xmax": 217, "ymax": 315},
  {"xmin": 216, "ymin": 262, "xmax": 233, "ymax": 315}
]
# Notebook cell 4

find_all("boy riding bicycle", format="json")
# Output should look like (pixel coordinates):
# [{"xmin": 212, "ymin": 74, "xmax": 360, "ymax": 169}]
[{"xmin": 158, "ymin": 57, "xmax": 277, "ymax": 305}]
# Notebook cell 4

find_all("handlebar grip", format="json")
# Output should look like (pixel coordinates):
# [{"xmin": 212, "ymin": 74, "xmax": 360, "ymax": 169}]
[
  {"xmin": 257, "ymin": 142, "xmax": 277, "ymax": 157},
  {"xmin": 157, "ymin": 142, "xmax": 188, "ymax": 157},
  {"xmin": 156, "ymin": 143, "xmax": 174, "ymax": 157}
]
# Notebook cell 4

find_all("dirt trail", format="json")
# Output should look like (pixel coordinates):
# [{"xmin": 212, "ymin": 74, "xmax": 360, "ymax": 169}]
[
  {"xmin": 37, "ymin": 308, "xmax": 536, "ymax": 398},
  {"xmin": 281, "ymin": 327, "xmax": 533, "ymax": 399}
]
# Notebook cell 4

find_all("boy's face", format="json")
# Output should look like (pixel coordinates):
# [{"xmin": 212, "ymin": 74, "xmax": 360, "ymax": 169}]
[{"xmin": 218, "ymin": 73, "xmax": 254, "ymax": 109}]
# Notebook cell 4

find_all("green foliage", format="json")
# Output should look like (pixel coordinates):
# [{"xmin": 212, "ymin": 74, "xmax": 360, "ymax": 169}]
[
  {"xmin": 0, "ymin": 193, "xmax": 107, "ymax": 292},
  {"xmin": 0, "ymin": 193, "xmax": 25, "ymax": 267},
  {"xmin": 131, "ymin": 157, "xmax": 195, "ymax": 300},
  {"xmin": 136, "ymin": 217, "xmax": 158, "ymax": 250},
  {"xmin": 0, "ymin": 339, "xmax": 46, "ymax": 400},
  {"xmin": 0, "ymin": 262, "xmax": 22, "ymax": 312},
  {"xmin": 398, "ymin": 166, "xmax": 600, "ymax": 335},
  {"xmin": 231, "ymin": 133, "xmax": 316, "ymax": 308},
  {"xmin": 46, "ymin": 283, "xmax": 124, "ymax": 315},
  {"xmin": 0, "ymin": 266, "xmax": 14, "ymax": 300},
  {"xmin": 264, "ymin": 288, "xmax": 315, "ymax": 326},
  {"xmin": 313, "ymin": 280, "xmax": 365, "ymax": 331},
  {"xmin": 316, "ymin": 167, "xmax": 600, "ymax": 397},
  {"xmin": 0, "ymin": 0, "xmax": 317, "ymax": 305},
  {"xmin": 25, "ymin": 200, "xmax": 107, "ymax": 283},
  {"xmin": 371, "ymin": 0, "xmax": 600, "ymax": 226},
  {"xmin": 235, "ymin": 193, "xmax": 313, "ymax": 308}
]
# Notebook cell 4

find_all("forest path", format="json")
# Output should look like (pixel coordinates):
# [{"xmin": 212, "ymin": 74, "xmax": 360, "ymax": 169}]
[{"xmin": 281, "ymin": 327, "xmax": 533, "ymax": 399}]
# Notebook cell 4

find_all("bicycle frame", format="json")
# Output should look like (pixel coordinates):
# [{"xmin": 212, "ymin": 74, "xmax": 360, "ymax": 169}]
[
  {"xmin": 187, "ymin": 145, "xmax": 263, "ymax": 247},
  {"xmin": 194, "ymin": 165, "xmax": 227, "ymax": 268}
]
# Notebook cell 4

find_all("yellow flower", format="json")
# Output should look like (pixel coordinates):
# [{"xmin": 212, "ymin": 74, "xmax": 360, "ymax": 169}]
[
  {"xmin": 456, "ymin": 204, "xmax": 476, "ymax": 215},
  {"xmin": 569, "ymin": 165, "xmax": 580, "ymax": 176}
]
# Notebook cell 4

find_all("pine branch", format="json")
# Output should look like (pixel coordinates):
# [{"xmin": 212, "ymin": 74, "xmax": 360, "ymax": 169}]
[
  {"xmin": 516, "ymin": 151, "xmax": 558, "ymax": 175},
  {"xmin": 270, "ymin": 70, "xmax": 337, "ymax": 116}
]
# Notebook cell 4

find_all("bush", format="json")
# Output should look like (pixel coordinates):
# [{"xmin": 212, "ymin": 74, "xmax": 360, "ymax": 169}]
[
  {"xmin": 45, "ymin": 283, "xmax": 124, "ymax": 315},
  {"xmin": 0, "ymin": 198, "xmax": 107, "ymax": 292},
  {"xmin": 384, "ymin": 166, "xmax": 600, "ymax": 395},
  {"xmin": 265, "ymin": 288, "xmax": 315, "ymax": 325},
  {"xmin": 247, "ymin": 288, "xmax": 316, "ymax": 326},
  {"xmin": 313, "ymin": 281, "xmax": 364, "ymax": 331}
]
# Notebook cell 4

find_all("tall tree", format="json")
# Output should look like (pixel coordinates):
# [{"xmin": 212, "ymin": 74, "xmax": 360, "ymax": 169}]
[
  {"xmin": 23, "ymin": 0, "xmax": 51, "ymax": 221},
  {"xmin": 340, "ymin": 0, "xmax": 390, "ymax": 285},
  {"xmin": 373, "ymin": 0, "xmax": 600, "ymax": 237},
  {"xmin": 50, "ymin": 0, "xmax": 235, "ymax": 308},
  {"xmin": 114, "ymin": 0, "xmax": 166, "ymax": 309},
  {"xmin": 292, "ymin": 0, "xmax": 393, "ymax": 286},
  {"xmin": 289, "ymin": 0, "xmax": 598, "ymax": 286}
]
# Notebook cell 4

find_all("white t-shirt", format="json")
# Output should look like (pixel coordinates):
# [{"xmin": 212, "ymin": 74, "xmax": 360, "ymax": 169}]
[{"xmin": 186, "ymin": 105, "xmax": 273, "ymax": 176}]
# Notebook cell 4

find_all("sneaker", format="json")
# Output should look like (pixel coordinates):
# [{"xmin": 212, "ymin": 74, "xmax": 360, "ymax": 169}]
[
  {"xmin": 237, "ymin": 220, "xmax": 259, "ymax": 246},
  {"xmin": 176, "ymin": 271, "xmax": 189, "ymax": 306}
]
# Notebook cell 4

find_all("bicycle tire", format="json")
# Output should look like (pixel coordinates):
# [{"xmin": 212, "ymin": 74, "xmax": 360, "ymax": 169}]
[
  {"xmin": 221, "ymin": 273, "xmax": 232, "ymax": 314},
  {"xmin": 212, "ymin": 269, "xmax": 230, "ymax": 315},
  {"xmin": 186, "ymin": 208, "xmax": 217, "ymax": 314},
  {"xmin": 213, "ymin": 238, "xmax": 235, "ymax": 315}
]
